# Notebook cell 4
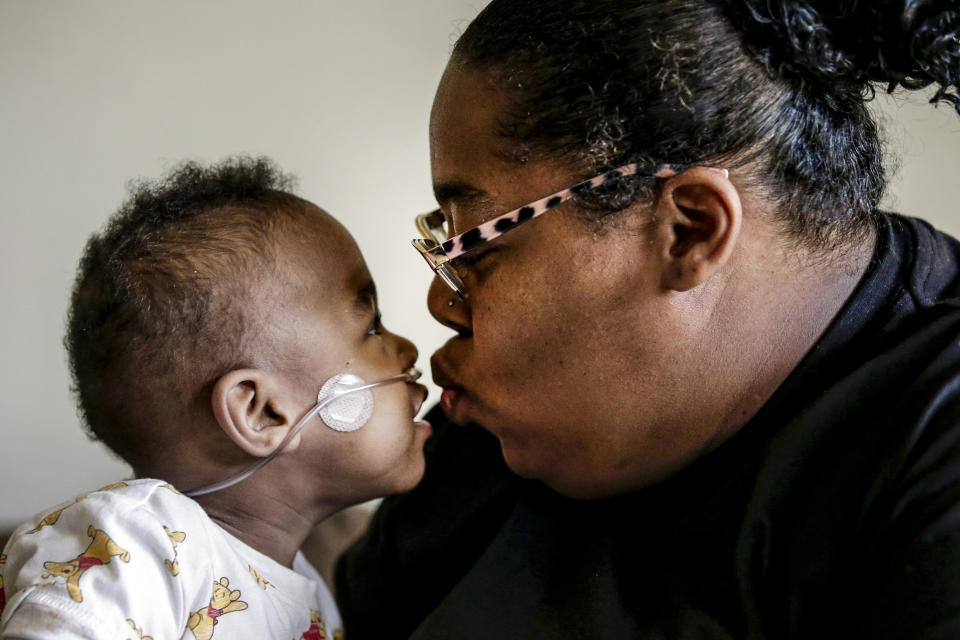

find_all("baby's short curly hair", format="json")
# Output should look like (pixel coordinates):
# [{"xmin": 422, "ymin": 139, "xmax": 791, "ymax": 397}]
[{"xmin": 65, "ymin": 156, "xmax": 311, "ymax": 465}]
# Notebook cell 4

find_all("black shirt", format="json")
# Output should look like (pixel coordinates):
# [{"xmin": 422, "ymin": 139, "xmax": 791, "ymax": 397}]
[{"xmin": 337, "ymin": 213, "xmax": 960, "ymax": 639}]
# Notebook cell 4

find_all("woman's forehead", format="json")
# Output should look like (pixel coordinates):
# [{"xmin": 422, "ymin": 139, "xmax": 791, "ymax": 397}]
[
  {"xmin": 431, "ymin": 69, "xmax": 553, "ymax": 224},
  {"xmin": 430, "ymin": 65, "xmax": 514, "ymax": 175}
]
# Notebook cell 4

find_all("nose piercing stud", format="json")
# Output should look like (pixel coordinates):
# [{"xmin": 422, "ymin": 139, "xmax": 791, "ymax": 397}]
[{"xmin": 447, "ymin": 299, "xmax": 455, "ymax": 307}]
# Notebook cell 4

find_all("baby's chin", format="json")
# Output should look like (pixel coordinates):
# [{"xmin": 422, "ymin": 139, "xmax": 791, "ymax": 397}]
[
  {"xmin": 384, "ymin": 454, "xmax": 428, "ymax": 496},
  {"xmin": 413, "ymin": 418, "xmax": 433, "ymax": 437},
  {"xmin": 394, "ymin": 425, "xmax": 432, "ymax": 491},
  {"xmin": 349, "ymin": 417, "xmax": 432, "ymax": 497}
]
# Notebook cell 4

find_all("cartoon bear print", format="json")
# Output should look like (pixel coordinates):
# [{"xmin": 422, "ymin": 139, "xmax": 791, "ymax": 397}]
[
  {"xmin": 248, "ymin": 564, "xmax": 270, "ymax": 590},
  {"xmin": 94, "ymin": 482, "xmax": 130, "ymax": 493},
  {"xmin": 298, "ymin": 609, "xmax": 345, "ymax": 640},
  {"xmin": 127, "ymin": 618, "xmax": 154, "ymax": 640},
  {"xmin": 299, "ymin": 609, "xmax": 329, "ymax": 640},
  {"xmin": 27, "ymin": 507, "xmax": 70, "ymax": 534},
  {"xmin": 40, "ymin": 525, "xmax": 130, "ymax": 602},
  {"xmin": 27, "ymin": 483, "xmax": 128, "ymax": 534},
  {"xmin": 163, "ymin": 527, "xmax": 186, "ymax": 576},
  {"xmin": 186, "ymin": 577, "xmax": 248, "ymax": 640}
]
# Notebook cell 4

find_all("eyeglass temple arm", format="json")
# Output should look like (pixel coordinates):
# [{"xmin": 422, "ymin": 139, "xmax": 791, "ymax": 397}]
[{"xmin": 415, "ymin": 210, "xmax": 446, "ymax": 239}]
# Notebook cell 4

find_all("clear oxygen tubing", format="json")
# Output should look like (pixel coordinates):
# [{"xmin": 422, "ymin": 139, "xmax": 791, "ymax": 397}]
[{"xmin": 184, "ymin": 367, "xmax": 421, "ymax": 497}]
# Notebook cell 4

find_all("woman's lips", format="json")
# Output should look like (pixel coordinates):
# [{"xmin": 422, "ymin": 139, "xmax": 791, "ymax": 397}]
[
  {"xmin": 432, "ymin": 355, "xmax": 471, "ymax": 424},
  {"xmin": 440, "ymin": 387, "xmax": 470, "ymax": 424}
]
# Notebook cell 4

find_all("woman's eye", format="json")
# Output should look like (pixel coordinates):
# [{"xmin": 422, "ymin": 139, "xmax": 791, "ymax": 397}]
[
  {"xmin": 453, "ymin": 248, "xmax": 495, "ymax": 270},
  {"xmin": 367, "ymin": 312, "xmax": 383, "ymax": 336}
]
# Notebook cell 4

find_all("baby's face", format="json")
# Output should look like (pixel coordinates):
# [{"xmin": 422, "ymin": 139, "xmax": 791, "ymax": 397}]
[{"xmin": 265, "ymin": 207, "xmax": 431, "ymax": 504}]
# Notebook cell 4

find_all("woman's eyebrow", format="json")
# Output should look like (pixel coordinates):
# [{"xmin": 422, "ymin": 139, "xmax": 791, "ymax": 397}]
[{"xmin": 433, "ymin": 179, "xmax": 485, "ymax": 208}]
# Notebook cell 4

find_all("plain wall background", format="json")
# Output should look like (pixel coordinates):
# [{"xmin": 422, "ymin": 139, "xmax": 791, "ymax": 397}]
[{"xmin": 1, "ymin": 1, "xmax": 958, "ymax": 529}]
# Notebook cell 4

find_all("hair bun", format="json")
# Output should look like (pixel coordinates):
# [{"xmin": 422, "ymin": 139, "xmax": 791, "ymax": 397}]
[{"xmin": 726, "ymin": 0, "xmax": 959, "ymax": 110}]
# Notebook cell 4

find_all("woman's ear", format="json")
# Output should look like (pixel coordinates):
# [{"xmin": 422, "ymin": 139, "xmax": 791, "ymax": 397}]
[
  {"xmin": 211, "ymin": 369, "xmax": 302, "ymax": 457},
  {"xmin": 653, "ymin": 167, "xmax": 742, "ymax": 291}
]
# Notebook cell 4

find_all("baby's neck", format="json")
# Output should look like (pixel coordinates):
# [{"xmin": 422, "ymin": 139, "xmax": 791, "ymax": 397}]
[{"xmin": 195, "ymin": 487, "xmax": 340, "ymax": 568}]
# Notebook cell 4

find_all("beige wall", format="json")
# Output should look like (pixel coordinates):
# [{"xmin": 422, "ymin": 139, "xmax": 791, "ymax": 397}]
[{"xmin": 1, "ymin": 1, "xmax": 958, "ymax": 529}]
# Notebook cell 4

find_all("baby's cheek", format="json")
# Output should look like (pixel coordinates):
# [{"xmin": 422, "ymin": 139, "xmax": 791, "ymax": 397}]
[
  {"xmin": 339, "ymin": 443, "xmax": 422, "ymax": 499},
  {"xmin": 350, "ymin": 421, "xmax": 423, "ymax": 484}
]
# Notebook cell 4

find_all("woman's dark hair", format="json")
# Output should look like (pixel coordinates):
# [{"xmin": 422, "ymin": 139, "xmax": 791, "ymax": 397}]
[{"xmin": 452, "ymin": 0, "xmax": 960, "ymax": 249}]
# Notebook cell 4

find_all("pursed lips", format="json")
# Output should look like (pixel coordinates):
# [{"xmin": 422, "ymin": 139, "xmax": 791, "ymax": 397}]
[
  {"xmin": 430, "ymin": 351, "xmax": 463, "ymax": 393},
  {"xmin": 408, "ymin": 382, "xmax": 428, "ymax": 416},
  {"xmin": 430, "ymin": 352, "xmax": 474, "ymax": 424}
]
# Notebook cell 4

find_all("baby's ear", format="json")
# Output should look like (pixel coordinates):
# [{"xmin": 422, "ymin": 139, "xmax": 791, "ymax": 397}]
[{"xmin": 211, "ymin": 370, "xmax": 302, "ymax": 457}]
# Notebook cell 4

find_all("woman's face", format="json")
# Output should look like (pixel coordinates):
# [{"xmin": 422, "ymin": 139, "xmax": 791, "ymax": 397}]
[{"xmin": 426, "ymin": 64, "xmax": 706, "ymax": 498}]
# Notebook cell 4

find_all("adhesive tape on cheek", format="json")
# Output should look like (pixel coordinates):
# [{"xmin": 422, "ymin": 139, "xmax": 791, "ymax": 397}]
[{"xmin": 316, "ymin": 373, "xmax": 374, "ymax": 432}]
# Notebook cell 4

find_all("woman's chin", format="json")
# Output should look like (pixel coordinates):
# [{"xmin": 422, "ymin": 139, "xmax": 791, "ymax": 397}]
[
  {"xmin": 500, "ymin": 444, "xmax": 622, "ymax": 500},
  {"xmin": 499, "ymin": 442, "xmax": 558, "ymax": 484}
]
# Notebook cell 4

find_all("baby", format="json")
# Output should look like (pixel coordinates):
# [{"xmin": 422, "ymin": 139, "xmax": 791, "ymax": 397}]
[{"xmin": 0, "ymin": 157, "xmax": 432, "ymax": 639}]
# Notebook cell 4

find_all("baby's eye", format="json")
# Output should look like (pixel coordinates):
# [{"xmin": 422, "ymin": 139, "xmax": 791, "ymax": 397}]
[{"xmin": 367, "ymin": 312, "xmax": 383, "ymax": 336}]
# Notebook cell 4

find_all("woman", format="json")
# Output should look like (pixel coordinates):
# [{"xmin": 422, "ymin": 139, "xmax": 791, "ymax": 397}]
[{"xmin": 338, "ymin": 1, "xmax": 960, "ymax": 637}]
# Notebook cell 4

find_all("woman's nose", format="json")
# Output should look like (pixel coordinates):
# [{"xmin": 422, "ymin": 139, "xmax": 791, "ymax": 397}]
[{"xmin": 426, "ymin": 275, "xmax": 472, "ymax": 336}]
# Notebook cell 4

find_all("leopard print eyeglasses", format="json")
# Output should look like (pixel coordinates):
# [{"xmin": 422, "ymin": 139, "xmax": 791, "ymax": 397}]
[{"xmin": 412, "ymin": 161, "xmax": 728, "ymax": 298}]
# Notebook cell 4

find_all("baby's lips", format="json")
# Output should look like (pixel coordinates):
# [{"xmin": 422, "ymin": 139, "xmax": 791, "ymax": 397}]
[
  {"xmin": 409, "ymin": 382, "xmax": 429, "ymax": 416},
  {"xmin": 414, "ymin": 419, "xmax": 433, "ymax": 436}
]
